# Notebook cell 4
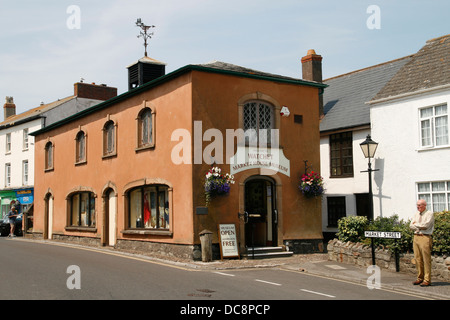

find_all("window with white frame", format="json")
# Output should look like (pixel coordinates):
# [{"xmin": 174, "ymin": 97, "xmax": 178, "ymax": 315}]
[
  {"xmin": 420, "ymin": 104, "xmax": 449, "ymax": 148},
  {"xmin": 417, "ymin": 181, "xmax": 450, "ymax": 212},
  {"xmin": 23, "ymin": 128, "xmax": 29, "ymax": 150},
  {"xmin": 5, "ymin": 163, "xmax": 11, "ymax": 187},
  {"xmin": 22, "ymin": 160, "xmax": 28, "ymax": 185},
  {"xmin": 6, "ymin": 133, "xmax": 11, "ymax": 153}
]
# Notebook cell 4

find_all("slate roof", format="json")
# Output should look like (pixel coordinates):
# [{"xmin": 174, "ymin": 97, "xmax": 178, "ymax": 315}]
[
  {"xmin": 372, "ymin": 34, "xmax": 450, "ymax": 102},
  {"xmin": 196, "ymin": 60, "xmax": 324, "ymax": 85},
  {"xmin": 0, "ymin": 96, "xmax": 75, "ymax": 128},
  {"xmin": 320, "ymin": 55, "xmax": 413, "ymax": 133}
]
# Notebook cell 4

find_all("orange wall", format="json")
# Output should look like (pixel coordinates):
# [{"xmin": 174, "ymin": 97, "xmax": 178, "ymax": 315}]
[
  {"xmin": 33, "ymin": 69, "xmax": 323, "ymax": 248},
  {"xmin": 190, "ymin": 71, "xmax": 322, "ymax": 243},
  {"xmin": 34, "ymin": 73, "xmax": 195, "ymax": 244}
]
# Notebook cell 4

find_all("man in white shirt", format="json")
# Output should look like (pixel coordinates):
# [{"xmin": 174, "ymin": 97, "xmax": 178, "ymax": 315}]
[{"xmin": 410, "ymin": 199, "xmax": 434, "ymax": 286}]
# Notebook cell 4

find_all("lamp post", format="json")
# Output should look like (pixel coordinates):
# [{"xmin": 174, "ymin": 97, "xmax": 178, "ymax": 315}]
[{"xmin": 360, "ymin": 134, "xmax": 379, "ymax": 222}]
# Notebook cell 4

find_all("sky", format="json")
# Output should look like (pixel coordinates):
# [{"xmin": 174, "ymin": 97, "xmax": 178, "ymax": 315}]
[{"xmin": 0, "ymin": 0, "xmax": 449, "ymax": 115}]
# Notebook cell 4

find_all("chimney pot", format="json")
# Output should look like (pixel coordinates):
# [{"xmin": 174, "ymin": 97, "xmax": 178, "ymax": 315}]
[{"xmin": 3, "ymin": 96, "xmax": 16, "ymax": 120}]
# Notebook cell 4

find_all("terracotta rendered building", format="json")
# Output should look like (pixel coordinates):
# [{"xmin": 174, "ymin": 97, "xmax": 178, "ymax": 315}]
[{"xmin": 30, "ymin": 52, "xmax": 327, "ymax": 259}]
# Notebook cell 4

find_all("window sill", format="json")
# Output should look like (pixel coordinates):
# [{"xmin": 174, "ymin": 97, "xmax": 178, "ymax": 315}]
[
  {"xmin": 102, "ymin": 152, "xmax": 117, "ymax": 160},
  {"xmin": 44, "ymin": 167, "xmax": 54, "ymax": 173},
  {"xmin": 121, "ymin": 229, "xmax": 173, "ymax": 237},
  {"xmin": 75, "ymin": 160, "xmax": 87, "ymax": 166},
  {"xmin": 417, "ymin": 145, "xmax": 450, "ymax": 152},
  {"xmin": 135, "ymin": 144, "xmax": 155, "ymax": 153},
  {"xmin": 65, "ymin": 226, "xmax": 97, "ymax": 233}
]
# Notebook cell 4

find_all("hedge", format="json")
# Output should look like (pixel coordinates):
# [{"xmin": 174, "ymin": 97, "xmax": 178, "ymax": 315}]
[{"xmin": 336, "ymin": 211, "xmax": 449, "ymax": 255}]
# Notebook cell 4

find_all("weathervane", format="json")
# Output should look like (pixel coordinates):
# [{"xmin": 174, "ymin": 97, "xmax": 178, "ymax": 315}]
[{"xmin": 135, "ymin": 18, "xmax": 155, "ymax": 57}]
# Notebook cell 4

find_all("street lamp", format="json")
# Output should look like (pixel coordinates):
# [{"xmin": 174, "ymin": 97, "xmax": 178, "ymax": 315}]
[{"xmin": 360, "ymin": 134, "xmax": 379, "ymax": 221}]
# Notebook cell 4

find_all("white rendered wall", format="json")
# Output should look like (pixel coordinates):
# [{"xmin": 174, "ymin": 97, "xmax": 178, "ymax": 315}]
[{"xmin": 371, "ymin": 89, "xmax": 450, "ymax": 221}]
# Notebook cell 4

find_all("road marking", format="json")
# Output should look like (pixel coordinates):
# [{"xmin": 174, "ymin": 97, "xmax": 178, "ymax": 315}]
[
  {"xmin": 214, "ymin": 272, "xmax": 235, "ymax": 277},
  {"xmin": 255, "ymin": 279, "xmax": 282, "ymax": 286},
  {"xmin": 300, "ymin": 289, "xmax": 335, "ymax": 298}
]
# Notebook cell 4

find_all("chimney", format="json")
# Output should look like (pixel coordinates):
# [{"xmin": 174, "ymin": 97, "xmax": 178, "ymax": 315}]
[
  {"xmin": 4, "ymin": 96, "xmax": 16, "ymax": 120},
  {"xmin": 74, "ymin": 82, "xmax": 117, "ymax": 101},
  {"xmin": 301, "ymin": 49, "xmax": 324, "ymax": 117}
]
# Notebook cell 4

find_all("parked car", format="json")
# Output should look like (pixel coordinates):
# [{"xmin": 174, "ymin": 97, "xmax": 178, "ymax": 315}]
[{"xmin": 0, "ymin": 214, "xmax": 23, "ymax": 237}]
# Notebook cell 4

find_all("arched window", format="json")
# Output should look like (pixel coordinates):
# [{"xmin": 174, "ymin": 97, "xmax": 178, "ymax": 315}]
[
  {"xmin": 69, "ymin": 191, "xmax": 96, "ymax": 227},
  {"xmin": 128, "ymin": 185, "xmax": 169, "ymax": 230},
  {"xmin": 45, "ymin": 141, "xmax": 54, "ymax": 170},
  {"xmin": 243, "ymin": 101, "xmax": 275, "ymax": 146},
  {"xmin": 137, "ymin": 108, "xmax": 154, "ymax": 149},
  {"xmin": 75, "ymin": 131, "xmax": 86, "ymax": 163},
  {"xmin": 103, "ymin": 120, "xmax": 116, "ymax": 157}
]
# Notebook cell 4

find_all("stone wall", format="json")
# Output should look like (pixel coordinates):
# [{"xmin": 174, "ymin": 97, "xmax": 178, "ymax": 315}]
[{"xmin": 327, "ymin": 239, "xmax": 450, "ymax": 281}]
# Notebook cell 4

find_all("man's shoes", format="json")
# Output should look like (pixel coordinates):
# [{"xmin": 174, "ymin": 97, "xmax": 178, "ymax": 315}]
[
  {"xmin": 412, "ymin": 280, "xmax": 423, "ymax": 285},
  {"xmin": 420, "ymin": 281, "xmax": 431, "ymax": 287}
]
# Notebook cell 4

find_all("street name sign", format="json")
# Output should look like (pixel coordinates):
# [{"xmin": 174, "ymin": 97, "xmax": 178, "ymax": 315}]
[{"xmin": 364, "ymin": 231, "xmax": 401, "ymax": 239}]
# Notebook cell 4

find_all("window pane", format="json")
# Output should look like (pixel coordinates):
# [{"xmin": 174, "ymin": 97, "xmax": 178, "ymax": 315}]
[
  {"xmin": 421, "ymin": 119, "xmax": 431, "ymax": 146},
  {"xmin": 420, "ymin": 107, "xmax": 433, "ymax": 118},
  {"xmin": 80, "ymin": 193, "xmax": 89, "ymax": 226},
  {"xmin": 432, "ymin": 193, "xmax": 446, "ymax": 212},
  {"xmin": 144, "ymin": 187, "xmax": 157, "ymax": 228},
  {"xmin": 159, "ymin": 188, "xmax": 169, "ymax": 229},
  {"xmin": 418, "ymin": 182, "xmax": 430, "ymax": 192},
  {"xmin": 435, "ymin": 116, "xmax": 448, "ymax": 146},
  {"xmin": 435, "ymin": 104, "xmax": 447, "ymax": 116},
  {"xmin": 130, "ymin": 189, "xmax": 142, "ymax": 228},
  {"xmin": 432, "ymin": 182, "xmax": 445, "ymax": 191}
]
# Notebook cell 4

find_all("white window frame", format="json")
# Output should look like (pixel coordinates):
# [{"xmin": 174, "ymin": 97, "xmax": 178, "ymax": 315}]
[
  {"xmin": 23, "ymin": 128, "xmax": 29, "ymax": 150},
  {"xmin": 419, "ymin": 103, "xmax": 449, "ymax": 149},
  {"xmin": 22, "ymin": 160, "xmax": 29, "ymax": 185},
  {"xmin": 417, "ymin": 181, "xmax": 450, "ymax": 212},
  {"xmin": 5, "ymin": 163, "xmax": 11, "ymax": 187},
  {"xmin": 6, "ymin": 133, "xmax": 11, "ymax": 153}
]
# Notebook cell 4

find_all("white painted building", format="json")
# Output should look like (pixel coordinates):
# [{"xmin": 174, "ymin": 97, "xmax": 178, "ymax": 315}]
[
  {"xmin": 369, "ymin": 35, "xmax": 450, "ymax": 219},
  {"xmin": 0, "ymin": 82, "xmax": 117, "ymax": 222},
  {"xmin": 320, "ymin": 34, "xmax": 449, "ymax": 240}
]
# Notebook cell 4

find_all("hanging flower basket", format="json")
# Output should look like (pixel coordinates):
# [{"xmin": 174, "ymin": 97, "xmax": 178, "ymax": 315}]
[
  {"xmin": 205, "ymin": 167, "xmax": 235, "ymax": 205},
  {"xmin": 299, "ymin": 171, "xmax": 324, "ymax": 198}
]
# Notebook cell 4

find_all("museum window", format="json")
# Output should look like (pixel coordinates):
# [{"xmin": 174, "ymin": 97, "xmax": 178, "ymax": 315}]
[
  {"xmin": 128, "ymin": 185, "xmax": 170, "ymax": 230},
  {"xmin": 136, "ymin": 107, "xmax": 155, "ymax": 150},
  {"xmin": 102, "ymin": 120, "xmax": 116, "ymax": 157},
  {"xmin": 45, "ymin": 141, "xmax": 54, "ymax": 171},
  {"xmin": 70, "ymin": 192, "xmax": 96, "ymax": 227},
  {"xmin": 243, "ymin": 101, "xmax": 275, "ymax": 146},
  {"xmin": 75, "ymin": 130, "xmax": 87, "ymax": 164},
  {"xmin": 330, "ymin": 132, "xmax": 353, "ymax": 177}
]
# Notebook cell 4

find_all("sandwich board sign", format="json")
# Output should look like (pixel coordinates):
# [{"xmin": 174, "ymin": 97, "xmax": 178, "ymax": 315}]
[{"xmin": 218, "ymin": 224, "xmax": 239, "ymax": 259}]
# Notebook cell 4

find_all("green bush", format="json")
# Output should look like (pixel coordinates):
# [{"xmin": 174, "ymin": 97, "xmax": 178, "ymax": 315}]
[
  {"xmin": 433, "ymin": 211, "xmax": 450, "ymax": 255},
  {"xmin": 336, "ymin": 215, "xmax": 368, "ymax": 243},
  {"xmin": 336, "ymin": 211, "xmax": 449, "ymax": 255}
]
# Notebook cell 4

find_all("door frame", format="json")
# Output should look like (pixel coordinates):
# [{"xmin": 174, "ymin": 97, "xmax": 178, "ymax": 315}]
[
  {"xmin": 238, "ymin": 171, "xmax": 283, "ymax": 253},
  {"xmin": 102, "ymin": 183, "xmax": 117, "ymax": 247}
]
